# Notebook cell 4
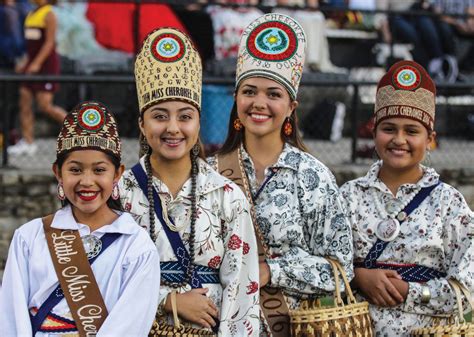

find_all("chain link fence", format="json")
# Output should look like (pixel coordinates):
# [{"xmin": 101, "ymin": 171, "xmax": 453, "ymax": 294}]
[{"xmin": 1, "ymin": 74, "xmax": 474, "ymax": 170}]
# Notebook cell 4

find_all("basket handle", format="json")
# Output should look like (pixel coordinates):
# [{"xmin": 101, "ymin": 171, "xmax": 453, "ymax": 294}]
[
  {"xmin": 448, "ymin": 279, "xmax": 474, "ymax": 323},
  {"xmin": 327, "ymin": 258, "xmax": 358, "ymax": 305},
  {"xmin": 327, "ymin": 258, "xmax": 343, "ymax": 306},
  {"xmin": 170, "ymin": 290, "xmax": 181, "ymax": 329}
]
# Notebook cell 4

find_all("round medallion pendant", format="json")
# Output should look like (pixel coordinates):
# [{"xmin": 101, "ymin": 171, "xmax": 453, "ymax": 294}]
[
  {"xmin": 82, "ymin": 234, "xmax": 102, "ymax": 259},
  {"xmin": 375, "ymin": 218, "xmax": 400, "ymax": 242}
]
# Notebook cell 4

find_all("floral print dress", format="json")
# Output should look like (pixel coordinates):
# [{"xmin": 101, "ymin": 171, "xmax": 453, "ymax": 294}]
[
  {"xmin": 209, "ymin": 144, "xmax": 353, "ymax": 312},
  {"xmin": 118, "ymin": 157, "xmax": 260, "ymax": 336},
  {"xmin": 340, "ymin": 161, "xmax": 474, "ymax": 336}
]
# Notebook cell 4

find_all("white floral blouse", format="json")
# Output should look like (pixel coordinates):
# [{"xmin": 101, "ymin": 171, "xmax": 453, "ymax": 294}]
[
  {"xmin": 209, "ymin": 144, "xmax": 354, "ymax": 310},
  {"xmin": 340, "ymin": 161, "xmax": 474, "ymax": 336},
  {"xmin": 118, "ymin": 157, "xmax": 260, "ymax": 337}
]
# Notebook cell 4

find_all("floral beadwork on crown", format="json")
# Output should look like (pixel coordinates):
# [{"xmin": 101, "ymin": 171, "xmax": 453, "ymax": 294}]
[
  {"xmin": 392, "ymin": 65, "xmax": 421, "ymax": 91},
  {"xmin": 77, "ymin": 105, "xmax": 105, "ymax": 132},
  {"xmin": 151, "ymin": 33, "xmax": 186, "ymax": 63},
  {"xmin": 247, "ymin": 21, "xmax": 298, "ymax": 62}
]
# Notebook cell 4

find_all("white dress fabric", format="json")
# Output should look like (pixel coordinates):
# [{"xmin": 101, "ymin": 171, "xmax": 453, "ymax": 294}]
[
  {"xmin": 209, "ymin": 144, "xmax": 354, "ymax": 311},
  {"xmin": 340, "ymin": 161, "xmax": 474, "ymax": 336},
  {"xmin": 118, "ymin": 157, "xmax": 260, "ymax": 337},
  {"xmin": 0, "ymin": 205, "xmax": 161, "ymax": 337}
]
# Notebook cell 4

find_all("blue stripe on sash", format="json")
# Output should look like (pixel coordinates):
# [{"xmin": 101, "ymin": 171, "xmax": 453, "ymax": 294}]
[
  {"xmin": 161, "ymin": 262, "xmax": 220, "ymax": 284},
  {"xmin": 30, "ymin": 232, "xmax": 121, "ymax": 335},
  {"xmin": 361, "ymin": 182, "xmax": 445, "ymax": 282},
  {"xmin": 131, "ymin": 163, "xmax": 204, "ymax": 289},
  {"xmin": 354, "ymin": 262, "xmax": 446, "ymax": 282}
]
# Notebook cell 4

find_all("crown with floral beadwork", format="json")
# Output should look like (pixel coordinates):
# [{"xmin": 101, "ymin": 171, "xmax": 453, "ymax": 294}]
[
  {"xmin": 56, "ymin": 101, "xmax": 121, "ymax": 160},
  {"xmin": 235, "ymin": 13, "xmax": 307, "ymax": 100}
]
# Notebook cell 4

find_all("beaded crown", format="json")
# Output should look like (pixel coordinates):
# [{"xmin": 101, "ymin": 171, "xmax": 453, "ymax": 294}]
[
  {"xmin": 135, "ymin": 27, "xmax": 202, "ymax": 114},
  {"xmin": 374, "ymin": 60, "xmax": 436, "ymax": 130},
  {"xmin": 56, "ymin": 101, "xmax": 121, "ymax": 161},
  {"xmin": 235, "ymin": 13, "xmax": 307, "ymax": 100}
]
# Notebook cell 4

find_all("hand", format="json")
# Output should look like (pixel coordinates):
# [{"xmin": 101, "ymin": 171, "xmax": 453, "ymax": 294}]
[
  {"xmin": 389, "ymin": 278, "xmax": 409, "ymax": 301},
  {"xmin": 167, "ymin": 288, "xmax": 219, "ymax": 329},
  {"xmin": 25, "ymin": 62, "xmax": 41, "ymax": 74},
  {"xmin": 259, "ymin": 261, "xmax": 271, "ymax": 288},
  {"xmin": 14, "ymin": 56, "xmax": 28, "ymax": 73},
  {"xmin": 353, "ymin": 268, "xmax": 404, "ymax": 307}
]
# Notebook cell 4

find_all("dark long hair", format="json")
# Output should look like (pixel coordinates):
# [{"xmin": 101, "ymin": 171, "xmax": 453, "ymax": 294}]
[
  {"xmin": 54, "ymin": 151, "xmax": 123, "ymax": 212},
  {"xmin": 218, "ymin": 98, "xmax": 309, "ymax": 155}
]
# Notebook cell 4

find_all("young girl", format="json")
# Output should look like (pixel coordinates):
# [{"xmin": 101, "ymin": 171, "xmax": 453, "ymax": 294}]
[
  {"xmin": 119, "ymin": 28, "xmax": 260, "ymax": 336},
  {"xmin": 0, "ymin": 101, "xmax": 161, "ymax": 336},
  {"xmin": 209, "ymin": 13, "xmax": 353, "ymax": 337},
  {"xmin": 9, "ymin": 0, "xmax": 67, "ymax": 156},
  {"xmin": 341, "ymin": 60, "xmax": 474, "ymax": 336}
]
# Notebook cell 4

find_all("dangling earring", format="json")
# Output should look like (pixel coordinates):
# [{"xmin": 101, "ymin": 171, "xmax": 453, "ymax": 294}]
[
  {"xmin": 139, "ymin": 133, "xmax": 150, "ymax": 157},
  {"xmin": 283, "ymin": 117, "xmax": 293, "ymax": 136},
  {"xmin": 423, "ymin": 148, "xmax": 432, "ymax": 167},
  {"xmin": 57, "ymin": 183, "xmax": 66, "ymax": 201},
  {"xmin": 191, "ymin": 143, "xmax": 200, "ymax": 158},
  {"xmin": 112, "ymin": 182, "xmax": 120, "ymax": 200},
  {"xmin": 233, "ymin": 118, "xmax": 243, "ymax": 131}
]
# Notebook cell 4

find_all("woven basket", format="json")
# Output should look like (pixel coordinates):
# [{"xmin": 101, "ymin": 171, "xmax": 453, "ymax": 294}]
[
  {"xmin": 411, "ymin": 279, "xmax": 474, "ymax": 337},
  {"xmin": 290, "ymin": 258, "xmax": 374, "ymax": 337},
  {"xmin": 149, "ymin": 291, "xmax": 217, "ymax": 337}
]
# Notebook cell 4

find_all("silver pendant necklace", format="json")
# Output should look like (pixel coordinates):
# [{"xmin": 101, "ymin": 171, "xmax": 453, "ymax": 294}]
[
  {"xmin": 371, "ymin": 187, "xmax": 418, "ymax": 242},
  {"xmin": 82, "ymin": 234, "xmax": 102, "ymax": 259}
]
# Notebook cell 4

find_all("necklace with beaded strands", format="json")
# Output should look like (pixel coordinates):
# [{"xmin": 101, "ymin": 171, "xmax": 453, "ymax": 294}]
[
  {"xmin": 370, "ymin": 186, "xmax": 420, "ymax": 242},
  {"xmin": 144, "ymin": 151, "xmax": 199, "ymax": 288}
]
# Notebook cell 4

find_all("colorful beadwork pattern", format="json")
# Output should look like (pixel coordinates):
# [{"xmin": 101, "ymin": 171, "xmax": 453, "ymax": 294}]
[
  {"xmin": 392, "ymin": 65, "xmax": 421, "ymax": 91},
  {"xmin": 151, "ymin": 33, "xmax": 185, "ymax": 63},
  {"xmin": 77, "ymin": 106, "xmax": 105, "ymax": 132},
  {"xmin": 247, "ymin": 21, "xmax": 297, "ymax": 62}
]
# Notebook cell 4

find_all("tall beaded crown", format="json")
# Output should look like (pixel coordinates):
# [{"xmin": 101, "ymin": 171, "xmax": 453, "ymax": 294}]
[
  {"xmin": 374, "ymin": 60, "xmax": 436, "ymax": 130},
  {"xmin": 235, "ymin": 13, "xmax": 307, "ymax": 100},
  {"xmin": 135, "ymin": 27, "xmax": 202, "ymax": 114},
  {"xmin": 56, "ymin": 101, "xmax": 121, "ymax": 161}
]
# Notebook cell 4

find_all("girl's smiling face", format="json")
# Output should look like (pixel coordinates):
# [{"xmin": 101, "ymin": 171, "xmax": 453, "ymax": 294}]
[
  {"xmin": 54, "ymin": 150, "xmax": 124, "ymax": 224},
  {"xmin": 236, "ymin": 77, "xmax": 297, "ymax": 141},
  {"xmin": 374, "ymin": 117, "xmax": 435, "ymax": 172},
  {"xmin": 140, "ymin": 101, "xmax": 200, "ymax": 163}
]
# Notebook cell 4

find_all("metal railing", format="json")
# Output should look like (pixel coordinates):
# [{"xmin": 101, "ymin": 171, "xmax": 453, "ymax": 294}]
[{"xmin": 1, "ymin": 73, "xmax": 474, "ymax": 168}]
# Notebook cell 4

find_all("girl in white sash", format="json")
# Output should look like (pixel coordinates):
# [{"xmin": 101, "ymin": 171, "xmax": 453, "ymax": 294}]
[
  {"xmin": 208, "ymin": 13, "xmax": 353, "ymax": 336},
  {"xmin": 341, "ymin": 60, "xmax": 474, "ymax": 336},
  {"xmin": 0, "ymin": 101, "xmax": 161, "ymax": 336},
  {"xmin": 118, "ymin": 28, "xmax": 260, "ymax": 336}
]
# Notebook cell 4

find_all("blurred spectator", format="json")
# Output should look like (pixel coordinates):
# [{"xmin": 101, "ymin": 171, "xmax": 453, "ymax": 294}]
[
  {"xmin": 0, "ymin": 0, "xmax": 25, "ymax": 70},
  {"xmin": 207, "ymin": 0, "xmax": 263, "ymax": 60},
  {"xmin": 375, "ymin": 0, "xmax": 458, "ymax": 82},
  {"xmin": 8, "ymin": 0, "xmax": 66, "ymax": 156},
  {"xmin": 86, "ymin": 2, "xmax": 185, "ymax": 54},
  {"xmin": 432, "ymin": 0, "xmax": 474, "ymax": 72},
  {"xmin": 272, "ymin": 0, "xmax": 346, "ymax": 73},
  {"xmin": 173, "ymin": 2, "xmax": 215, "ymax": 65}
]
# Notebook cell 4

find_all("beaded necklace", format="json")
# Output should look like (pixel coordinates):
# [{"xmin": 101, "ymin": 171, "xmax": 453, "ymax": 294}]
[
  {"xmin": 144, "ymin": 152, "xmax": 198, "ymax": 288},
  {"xmin": 370, "ymin": 185, "xmax": 419, "ymax": 242}
]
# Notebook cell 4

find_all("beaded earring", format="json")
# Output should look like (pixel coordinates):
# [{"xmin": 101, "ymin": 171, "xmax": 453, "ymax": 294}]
[
  {"xmin": 112, "ymin": 182, "xmax": 120, "ymax": 200},
  {"xmin": 422, "ymin": 149, "xmax": 432, "ymax": 167},
  {"xmin": 57, "ymin": 183, "xmax": 66, "ymax": 201},
  {"xmin": 191, "ymin": 143, "xmax": 200, "ymax": 158},
  {"xmin": 233, "ymin": 118, "xmax": 243, "ymax": 131},
  {"xmin": 283, "ymin": 117, "xmax": 293, "ymax": 136},
  {"xmin": 139, "ymin": 133, "xmax": 150, "ymax": 158}
]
